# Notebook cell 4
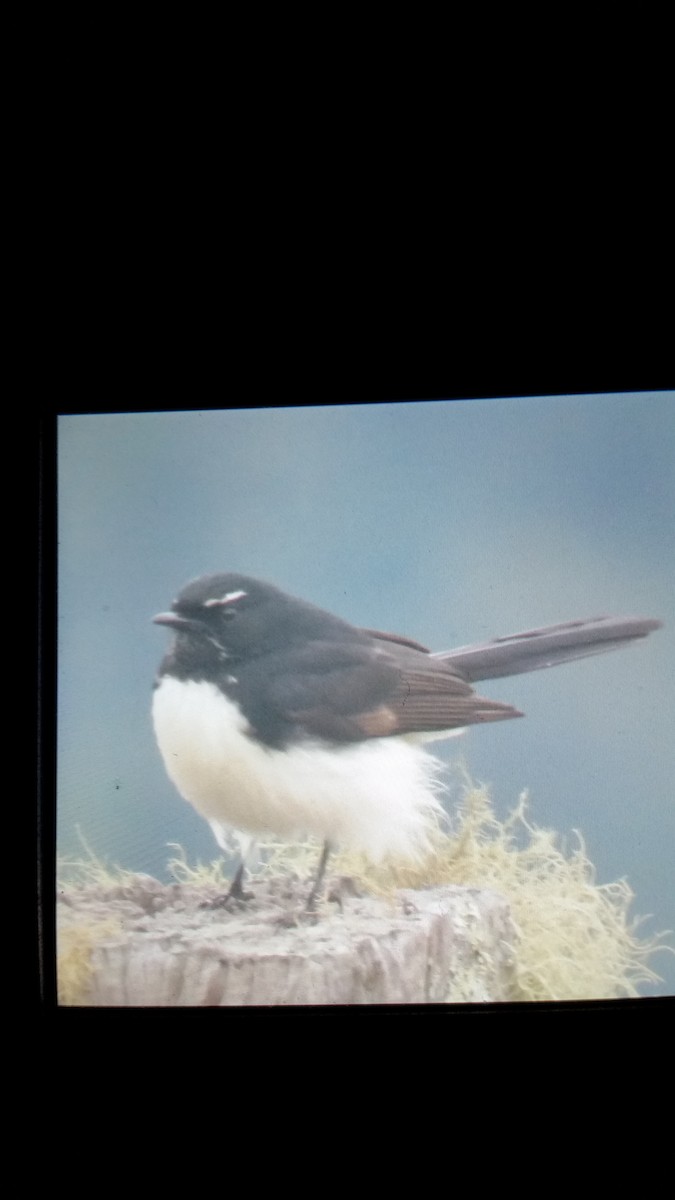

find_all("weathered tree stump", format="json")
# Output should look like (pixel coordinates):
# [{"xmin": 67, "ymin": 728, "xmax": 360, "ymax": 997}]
[{"xmin": 57, "ymin": 874, "xmax": 518, "ymax": 1005}]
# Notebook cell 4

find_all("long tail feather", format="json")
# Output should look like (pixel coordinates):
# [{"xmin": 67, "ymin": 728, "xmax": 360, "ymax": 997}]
[{"xmin": 433, "ymin": 616, "xmax": 662, "ymax": 682}]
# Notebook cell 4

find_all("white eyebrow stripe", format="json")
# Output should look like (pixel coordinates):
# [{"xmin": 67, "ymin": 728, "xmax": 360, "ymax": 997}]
[{"xmin": 204, "ymin": 589, "xmax": 248, "ymax": 608}]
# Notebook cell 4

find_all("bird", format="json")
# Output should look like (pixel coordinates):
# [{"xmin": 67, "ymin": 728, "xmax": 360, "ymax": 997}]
[{"xmin": 151, "ymin": 573, "xmax": 661, "ymax": 910}]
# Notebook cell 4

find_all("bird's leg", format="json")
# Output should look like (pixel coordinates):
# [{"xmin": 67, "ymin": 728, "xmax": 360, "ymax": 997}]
[
  {"xmin": 200, "ymin": 854, "xmax": 254, "ymax": 909},
  {"xmin": 305, "ymin": 840, "xmax": 333, "ymax": 912},
  {"xmin": 226, "ymin": 859, "xmax": 252, "ymax": 901}
]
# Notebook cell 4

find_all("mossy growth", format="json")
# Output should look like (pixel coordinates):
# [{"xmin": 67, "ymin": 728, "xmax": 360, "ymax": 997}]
[
  {"xmin": 57, "ymin": 827, "xmax": 144, "ymax": 890},
  {"xmin": 58, "ymin": 785, "xmax": 672, "ymax": 1003},
  {"xmin": 165, "ymin": 843, "xmax": 233, "ymax": 888},
  {"xmin": 57, "ymin": 830, "xmax": 129, "ymax": 1003},
  {"xmin": 57, "ymin": 920, "xmax": 122, "ymax": 1005},
  {"xmin": 253, "ymin": 776, "xmax": 672, "ymax": 1002}
]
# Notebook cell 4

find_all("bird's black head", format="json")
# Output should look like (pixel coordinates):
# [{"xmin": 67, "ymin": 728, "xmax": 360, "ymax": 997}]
[{"xmin": 153, "ymin": 573, "xmax": 364, "ymax": 679}]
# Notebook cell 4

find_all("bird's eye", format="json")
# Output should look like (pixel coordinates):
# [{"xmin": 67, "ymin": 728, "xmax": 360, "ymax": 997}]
[{"xmin": 177, "ymin": 604, "xmax": 202, "ymax": 619}]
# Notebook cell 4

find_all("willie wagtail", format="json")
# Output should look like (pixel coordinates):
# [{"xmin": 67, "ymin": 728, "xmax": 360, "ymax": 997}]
[{"xmin": 152, "ymin": 573, "xmax": 661, "ymax": 908}]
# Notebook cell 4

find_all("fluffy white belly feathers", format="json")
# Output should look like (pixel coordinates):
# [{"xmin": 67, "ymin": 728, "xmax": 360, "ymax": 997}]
[{"xmin": 152, "ymin": 674, "xmax": 445, "ymax": 862}]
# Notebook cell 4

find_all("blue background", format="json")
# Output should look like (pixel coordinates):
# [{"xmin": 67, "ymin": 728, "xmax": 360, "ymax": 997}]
[{"xmin": 57, "ymin": 393, "xmax": 675, "ymax": 995}]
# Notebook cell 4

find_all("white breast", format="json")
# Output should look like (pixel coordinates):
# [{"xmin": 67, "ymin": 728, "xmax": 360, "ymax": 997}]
[{"xmin": 152, "ymin": 675, "xmax": 445, "ymax": 863}]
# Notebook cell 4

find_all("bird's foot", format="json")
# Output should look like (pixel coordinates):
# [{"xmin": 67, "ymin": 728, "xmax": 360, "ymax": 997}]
[
  {"xmin": 199, "ymin": 861, "xmax": 254, "ymax": 909},
  {"xmin": 199, "ymin": 888, "xmax": 254, "ymax": 911},
  {"xmin": 326, "ymin": 875, "xmax": 363, "ymax": 910}
]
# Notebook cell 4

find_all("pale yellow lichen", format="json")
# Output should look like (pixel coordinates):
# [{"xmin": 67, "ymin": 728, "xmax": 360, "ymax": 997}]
[
  {"xmin": 165, "ymin": 843, "xmax": 233, "ymax": 888},
  {"xmin": 57, "ymin": 830, "xmax": 133, "ymax": 1004},
  {"xmin": 57, "ymin": 827, "xmax": 142, "ymax": 890},
  {"xmin": 247, "ymin": 775, "xmax": 672, "ymax": 1002},
  {"xmin": 59, "ymin": 781, "xmax": 672, "ymax": 1003},
  {"xmin": 57, "ymin": 919, "xmax": 122, "ymax": 1005}
]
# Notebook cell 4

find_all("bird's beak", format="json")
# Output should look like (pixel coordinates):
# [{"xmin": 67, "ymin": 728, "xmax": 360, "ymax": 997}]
[{"xmin": 153, "ymin": 612, "xmax": 194, "ymax": 630}]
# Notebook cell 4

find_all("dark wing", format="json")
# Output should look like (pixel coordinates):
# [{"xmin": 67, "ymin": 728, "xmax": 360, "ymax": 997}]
[
  {"xmin": 385, "ymin": 662, "xmax": 523, "ymax": 732},
  {"xmin": 361, "ymin": 627, "xmax": 433, "ymax": 654},
  {"xmin": 239, "ymin": 637, "xmax": 521, "ymax": 745},
  {"xmin": 365, "ymin": 630, "xmax": 523, "ymax": 732}
]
